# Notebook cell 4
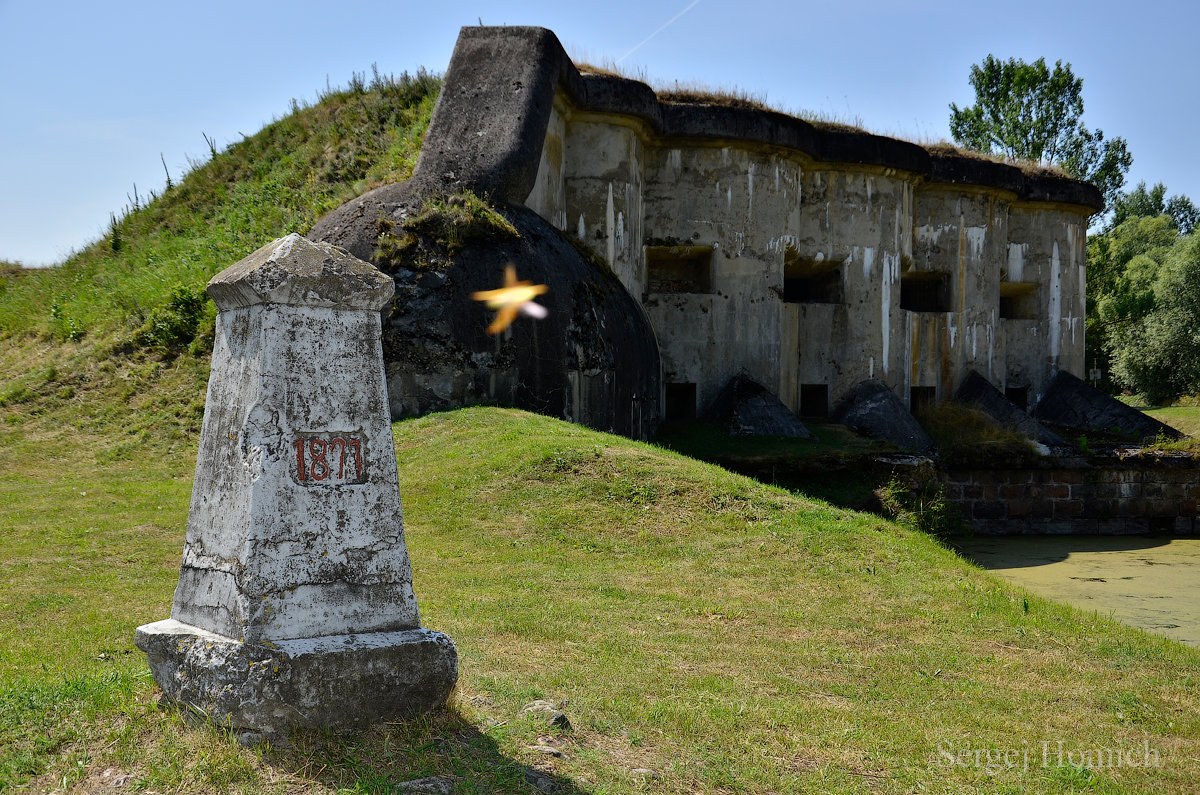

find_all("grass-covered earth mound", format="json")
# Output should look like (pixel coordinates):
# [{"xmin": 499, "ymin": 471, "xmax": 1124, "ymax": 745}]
[
  {"xmin": 4, "ymin": 401, "xmax": 1200, "ymax": 793},
  {"xmin": 0, "ymin": 68, "xmax": 439, "ymax": 349},
  {"xmin": 2, "ymin": 71, "xmax": 1200, "ymax": 795}
]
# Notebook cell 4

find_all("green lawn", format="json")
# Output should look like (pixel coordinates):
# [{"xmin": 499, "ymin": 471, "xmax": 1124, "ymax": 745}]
[
  {"xmin": 3, "ymin": 359, "xmax": 1200, "ymax": 792},
  {"xmin": 1116, "ymin": 396, "xmax": 1200, "ymax": 437},
  {"xmin": 1139, "ymin": 406, "xmax": 1200, "ymax": 438}
]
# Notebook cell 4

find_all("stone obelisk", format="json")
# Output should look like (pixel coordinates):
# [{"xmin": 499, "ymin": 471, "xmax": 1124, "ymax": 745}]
[{"xmin": 136, "ymin": 234, "xmax": 457, "ymax": 736}]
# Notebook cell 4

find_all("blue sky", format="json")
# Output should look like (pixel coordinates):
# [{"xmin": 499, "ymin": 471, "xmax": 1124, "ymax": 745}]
[{"xmin": 1, "ymin": 0, "xmax": 1195, "ymax": 265}]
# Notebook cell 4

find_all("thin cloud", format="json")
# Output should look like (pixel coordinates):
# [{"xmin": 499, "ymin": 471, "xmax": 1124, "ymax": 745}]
[{"xmin": 616, "ymin": 0, "xmax": 702, "ymax": 63}]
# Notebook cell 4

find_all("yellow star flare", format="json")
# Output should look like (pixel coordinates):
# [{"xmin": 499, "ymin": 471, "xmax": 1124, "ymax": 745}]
[{"xmin": 471, "ymin": 264, "xmax": 549, "ymax": 335}]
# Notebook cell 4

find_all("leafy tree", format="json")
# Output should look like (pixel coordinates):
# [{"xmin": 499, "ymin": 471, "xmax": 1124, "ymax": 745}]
[
  {"xmin": 1108, "ymin": 233, "xmax": 1200, "ymax": 404},
  {"xmin": 1109, "ymin": 181, "xmax": 1199, "ymax": 235},
  {"xmin": 1085, "ymin": 215, "xmax": 1180, "ymax": 392},
  {"xmin": 1086, "ymin": 186, "xmax": 1197, "ymax": 395},
  {"xmin": 1088, "ymin": 214, "xmax": 1179, "ymax": 303},
  {"xmin": 949, "ymin": 55, "xmax": 1131, "ymax": 208}
]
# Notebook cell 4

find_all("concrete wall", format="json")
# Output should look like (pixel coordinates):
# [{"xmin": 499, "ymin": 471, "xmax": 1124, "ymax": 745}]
[
  {"xmin": 412, "ymin": 25, "xmax": 1101, "ymax": 427},
  {"xmin": 532, "ymin": 108, "xmax": 1095, "ymax": 420},
  {"xmin": 793, "ymin": 167, "xmax": 913, "ymax": 414},
  {"xmin": 524, "ymin": 95, "xmax": 569, "ymax": 233},
  {"xmin": 904, "ymin": 187, "xmax": 1091, "ymax": 411},
  {"xmin": 524, "ymin": 88, "xmax": 1096, "ymax": 422},
  {"xmin": 1006, "ymin": 204, "xmax": 1089, "ymax": 404},
  {"xmin": 639, "ymin": 144, "xmax": 800, "ymax": 413},
  {"xmin": 909, "ymin": 185, "xmax": 1011, "ymax": 404},
  {"xmin": 562, "ymin": 114, "xmax": 647, "ymax": 298}
]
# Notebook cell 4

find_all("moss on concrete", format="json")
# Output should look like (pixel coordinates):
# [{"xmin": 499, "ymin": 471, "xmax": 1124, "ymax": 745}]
[{"xmin": 374, "ymin": 191, "xmax": 520, "ymax": 272}]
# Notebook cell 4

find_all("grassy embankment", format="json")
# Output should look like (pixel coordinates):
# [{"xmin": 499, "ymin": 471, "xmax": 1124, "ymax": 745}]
[
  {"xmin": 6, "ymin": 399, "xmax": 1200, "ymax": 793},
  {"xmin": 3, "ymin": 72, "xmax": 1200, "ymax": 794},
  {"xmin": 1112, "ymin": 396, "xmax": 1200, "ymax": 446},
  {"xmin": 1131, "ymin": 403, "xmax": 1200, "ymax": 439}
]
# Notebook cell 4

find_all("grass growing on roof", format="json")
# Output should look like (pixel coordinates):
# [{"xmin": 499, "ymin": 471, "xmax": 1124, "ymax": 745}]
[
  {"xmin": 572, "ymin": 58, "xmax": 649, "ymax": 83},
  {"xmin": 572, "ymin": 57, "xmax": 1076, "ymax": 180},
  {"xmin": 654, "ymin": 79, "xmax": 773, "ymax": 112},
  {"xmin": 375, "ymin": 191, "xmax": 521, "ymax": 272},
  {"xmin": 922, "ymin": 140, "xmax": 1072, "ymax": 179}
]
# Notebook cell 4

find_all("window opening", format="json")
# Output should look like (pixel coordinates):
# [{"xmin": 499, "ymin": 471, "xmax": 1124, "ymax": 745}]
[
  {"xmin": 910, "ymin": 386, "xmax": 937, "ymax": 414},
  {"xmin": 900, "ymin": 272, "xmax": 951, "ymax": 313},
  {"xmin": 664, "ymin": 382, "xmax": 698, "ymax": 421},
  {"xmin": 999, "ymin": 282, "xmax": 1038, "ymax": 320},
  {"xmin": 800, "ymin": 384, "xmax": 829, "ymax": 418},
  {"xmin": 646, "ymin": 246, "xmax": 713, "ymax": 293},
  {"xmin": 783, "ymin": 247, "xmax": 843, "ymax": 304},
  {"xmin": 1005, "ymin": 386, "xmax": 1030, "ymax": 411}
]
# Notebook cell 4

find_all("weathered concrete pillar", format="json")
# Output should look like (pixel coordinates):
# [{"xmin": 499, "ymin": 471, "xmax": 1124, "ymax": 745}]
[{"xmin": 136, "ymin": 234, "xmax": 457, "ymax": 736}]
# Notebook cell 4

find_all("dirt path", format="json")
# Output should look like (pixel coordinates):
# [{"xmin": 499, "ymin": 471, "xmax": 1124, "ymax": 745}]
[{"xmin": 956, "ymin": 536, "xmax": 1200, "ymax": 647}]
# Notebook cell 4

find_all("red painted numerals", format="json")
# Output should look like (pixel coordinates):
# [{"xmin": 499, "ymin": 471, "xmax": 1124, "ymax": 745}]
[{"xmin": 292, "ymin": 433, "xmax": 366, "ymax": 485}]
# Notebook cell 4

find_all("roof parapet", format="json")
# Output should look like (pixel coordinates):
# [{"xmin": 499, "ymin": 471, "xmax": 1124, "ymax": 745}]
[{"xmin": 412, "ymin": 25, "xmax": 1103, "ymax": 213}]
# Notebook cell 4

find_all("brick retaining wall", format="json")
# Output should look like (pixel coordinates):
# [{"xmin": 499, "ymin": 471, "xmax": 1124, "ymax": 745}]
[{"xmin": 936, "ymin": 454, "xmax": 1200, "ymax": 534}]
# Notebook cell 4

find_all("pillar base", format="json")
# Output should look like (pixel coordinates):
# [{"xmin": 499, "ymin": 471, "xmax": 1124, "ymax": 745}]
[{"xmin": 135, "ymin": 619, "xmax": 458, "ymax": 736}]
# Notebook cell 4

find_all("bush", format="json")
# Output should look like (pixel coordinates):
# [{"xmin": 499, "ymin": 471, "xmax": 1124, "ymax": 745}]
[
  {"xmin": 133, "ymin": 284, "xmax": 208, "ymax": 354},
  {"xmin": 916, "ymin": 403, "xmax": 1039, "ymax": 468},
  {"xmin": 49, "ymin": 301, "xmax": 84, "ymax": 342},
  {"xmin": 876, "ymin": 473, "xmax": 967, "ymax": 539},
  {"xmin": 1108, "ymin": 233, "xmax": 1200, "ymax": 404}
]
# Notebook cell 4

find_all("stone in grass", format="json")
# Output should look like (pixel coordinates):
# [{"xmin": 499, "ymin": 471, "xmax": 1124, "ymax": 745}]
[
  {"xmin": 528, "ymin": 744, "xmax": 568, "ymax": 759},
  {"xmin": 521, "ymin": 700, "xmax": 572, "ymax": 730},
  {"xmin": 135, "ymin": 235, "xmax": 457, "ymax": 737},
  {"xmin": 524, "ymin": 769, "xmax": 560, "ymax": 793},
  {"xmin": 97, "ymin": 768, "xmax": 135, "ymax": 789},
  {"xmin": 395, "ymin": 777, "xmax": 454, "ymax": 794},
  {"xmin": 630, "ymin": 768, "xmax": 660, "ymax": 779}
]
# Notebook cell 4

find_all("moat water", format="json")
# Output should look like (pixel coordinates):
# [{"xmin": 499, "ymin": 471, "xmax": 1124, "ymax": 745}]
[{"xmin": 955, "ymin": 536, "xmax": 1200, "ymax": 648}]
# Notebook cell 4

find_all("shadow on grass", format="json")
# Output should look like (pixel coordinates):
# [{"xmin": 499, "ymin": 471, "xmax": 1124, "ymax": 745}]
[
  {"xmin": 264, "ymin": 706, "xmax": 591, "ymax": 794},
  {"xmin": 5, "ymin": 678, "xmax": 593, "ymax": 794},
  {"xmin": 653, "ymin": 419, "xmax": 894, "ymax": 510}
]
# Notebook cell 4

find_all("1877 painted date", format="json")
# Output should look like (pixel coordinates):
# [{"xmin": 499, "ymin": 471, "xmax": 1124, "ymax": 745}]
[{"xmin": 292, "ymin": 432, "xmax": 367, "ymax": 485}]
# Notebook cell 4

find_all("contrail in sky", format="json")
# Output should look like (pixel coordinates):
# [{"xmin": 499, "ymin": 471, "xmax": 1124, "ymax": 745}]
[{"xmin": 616, "ymin": 0, "xmax": 703, "ymax": 63}]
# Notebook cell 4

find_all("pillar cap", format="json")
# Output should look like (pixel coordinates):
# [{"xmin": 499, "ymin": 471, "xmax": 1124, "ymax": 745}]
[{"xmin": 207, "ymin": 233, "xmax": 394, "ymax": 311}]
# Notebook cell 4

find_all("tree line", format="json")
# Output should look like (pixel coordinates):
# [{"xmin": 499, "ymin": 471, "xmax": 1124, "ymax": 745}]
[{"xmin": 950, "ymin": 56, "xmax": 1198, "ymax": 405}]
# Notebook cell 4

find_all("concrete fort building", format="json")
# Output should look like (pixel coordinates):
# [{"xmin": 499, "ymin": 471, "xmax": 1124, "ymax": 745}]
[{"xmin": 311, "ymin": 26, "xmax": 1101, "ymax": 438}]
